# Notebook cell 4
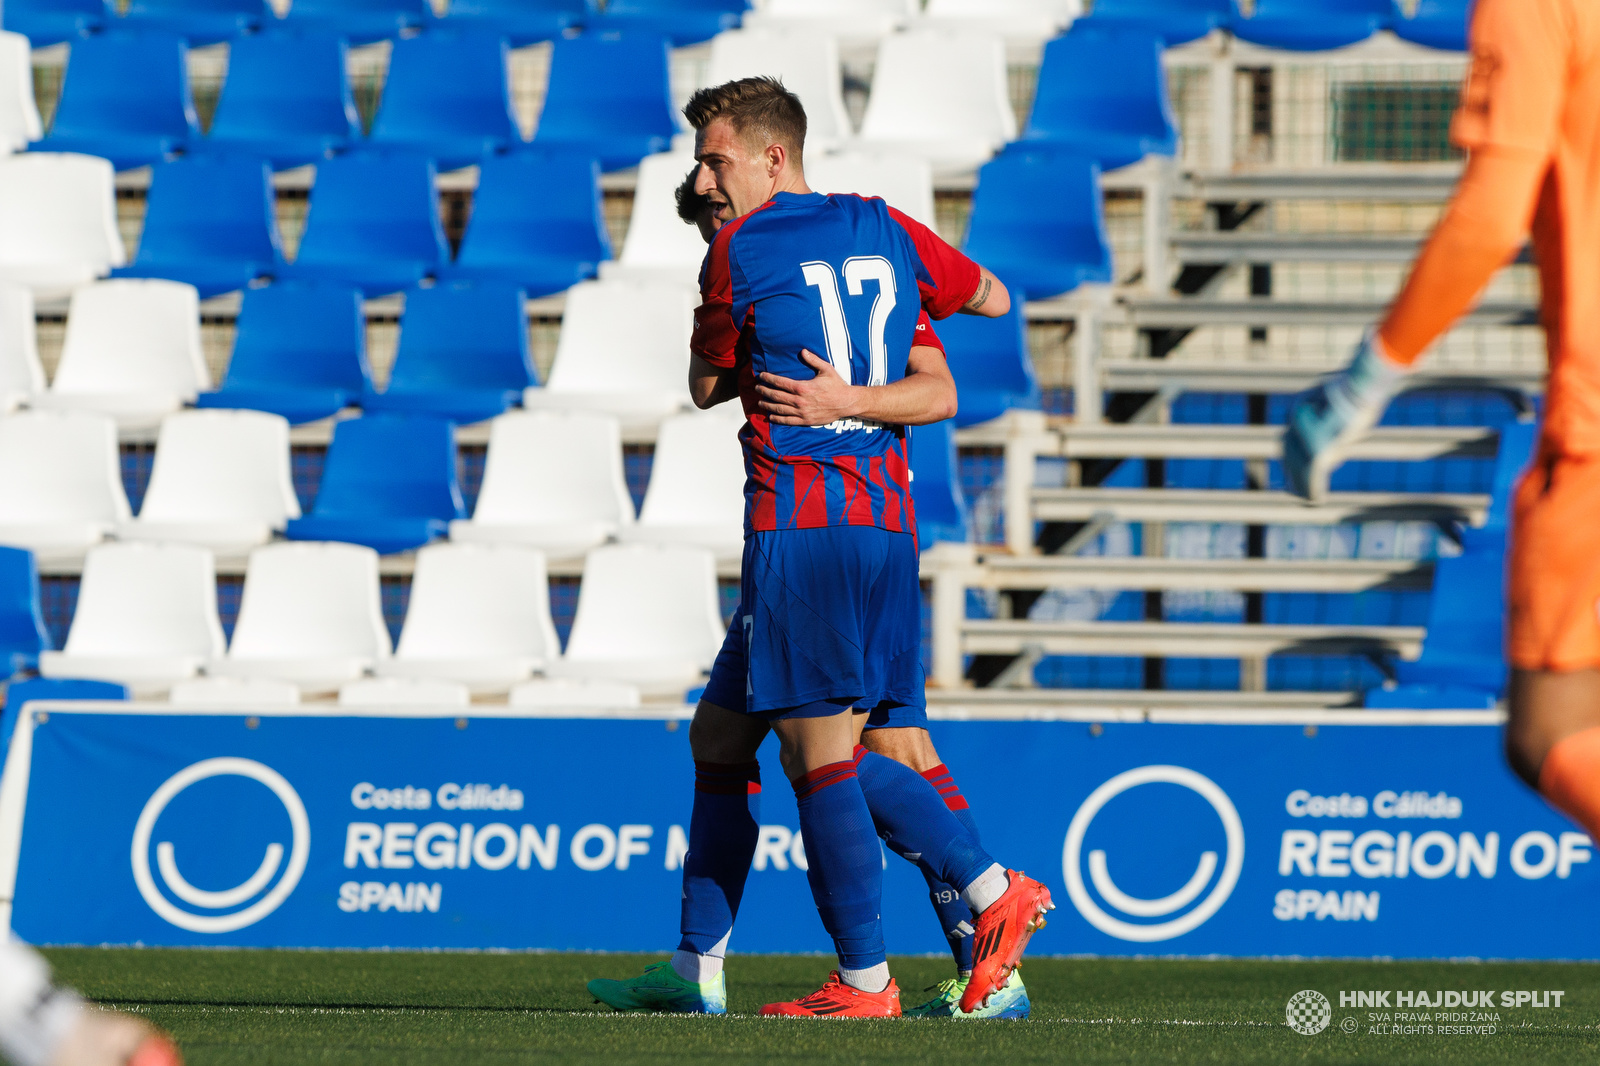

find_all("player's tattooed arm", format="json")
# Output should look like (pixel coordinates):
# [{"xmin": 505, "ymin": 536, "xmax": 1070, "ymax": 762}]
[
  {"xmin": 689, "ymin": 352, "xmax": 740, "ymax": 409},
  {"xmin": 957, "ymin": 266, "xmax": 1011, "ymax": 318}
]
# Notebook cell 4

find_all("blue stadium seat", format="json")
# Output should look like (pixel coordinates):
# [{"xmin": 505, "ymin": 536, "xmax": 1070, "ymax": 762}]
[
  {"xmin": 32, "ymin": 31, "xmax": 198, "ymax": 170},
  {"xmin": 909, "ymin": 420, "xmax": 971, "ymax": 546},
  {"xmin": 280, "ymin": 0, "xmax": 432, "ymax": 43},
  {"xmin": 963, "ymin": 147, "xmax": 1112, "ymax": 300},
  {"xmin": 363, "ymin": 282, "xmax": 536, "ymax": 424},
  {"xmin": 1075, "ymin": 0, "xmax": 1235, "ymax": 46},
  {"xmin": 2, "ymin": 0, "xmax": 110, "ymax": 47},
  {"xmin": 1392, "ymin": 0, "xmax": 1469, "ymax": 52},
  {"xmin": 1230, "ymin": 0, "xmax": 1399, "ymax": 52},
  {"xmin": 594, "ymin": 0, "xmax": 747, "ymax": 46},
  {"xmin": 121, "ymin": 0, "xmax": 268, "ymax": 45},
  {"xmin": 196, "ymin": 282, "xmax": 371, "ymax": 424},
  {"xmin": 1021, "ymin": 27, "xmax": 1179, "ymax": 171},
  {"xmin": 368, "ymin": 31, "xmax": 519, "ymax": 171},
  {"xmin": 112, "ymin": 155, "xmax": 282, "ymax": 297},
  {"xmin": 532, "ymin": 33, "xmax": 679, "ymax": 171},
  {"xmin": 280, "ymin": 152, "xmax": 449, "ymax": 296},
  {"xmin": 286, "ymin": 414, "xmax": 466, "ymax": 554},
  {"xmin": 201, "ymin": 33, "xmax": 361, "ymax": 169},
  {"xmin": 444, "ymin": 150, "xmax": 612, "ymax": 296},
  {"xmin": 0, "ymin": 678, "xmax": 126, "ymax": 754},
  {"xmin": 0, "ymin": 547, "xmax": 50, "ymax": 675},
  {"xmin": 934, "ymin": 305, "xmax": 1040, "ymax": 428},
  {"xmin": 439, "ymin": 0, "xmax": 591, "ymax": 45}
]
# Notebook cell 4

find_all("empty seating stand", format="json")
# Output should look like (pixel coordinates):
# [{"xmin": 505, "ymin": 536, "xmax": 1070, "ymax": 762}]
[
  {"xmin": 595, "ymin": 0, "xmax": 747, "ymax": 46},
  {"xmin": 280, "ymin": 0, "xmax": 433, "ymax": 44},
  {"xmin": 2, "ymin": 0, "xmax": 111, "ymax": 47},
  {"xmin": 619, "ymin": 408, "xmax": 745, "ymax": 560},
  {"xmin": 200, "ymin": 32, "xmax": 362, "ymax": 169},
  {"xmin": 963, "ymin": 147, "xmax": 1112, "ymax": 299},
  {"xmin": 920, "ymin": 0, "xmax": 1079, "ymax": 44},
  {"xmin": 743, "ymin": 0, "xmax": 915, "ymax": 41},
  {"xmin": 363, "ymin": 282, "xmax": 536, "ymax": 424},
  {"xmin": 935, "ymin": 305, "xmax": 1040, "ymax": 427},
  {"xmin": 340, "ymin": 677, "xmax": 470, "ymax": 706},
  {"xmin": 532, "ymin": 33, "xmax": 679, "ymax": 171},
  {"xmin": 856, "ymin": 28, "xmax": 1016, "ymax": 173},
  {"xmin": 0, "ymin": 411, "xmax": 130, "ymax": 560},
  {"xmin": 909, "ymin": 419, "xmax": 971, "ymax": 546},
  {"xmin": 707, "ymin": 28, "xmax": 852, "ymax": 151},
  {"xmin": 1230, "ymin": 0, "xmax": 1399, "ymax": 52},
  {"xmin": 34, "ymin": 32, "xmax": 199, "ymax": 171},
  {"xmin": 602, "ymin": 151, "xmax": 708, "ymax": 283},
  {"xmin": 0, "ymin": 546, "xmax": 50, "ymax": 674},
  {"xmin": 1392, "ymin": 0, "xmax": 1469, "ymax": 52},
  {"xmin": 367, "ymin": 31, "xmax": 519, "ymax": 171},
  {"xmin": 0, "ymin": 153, "xmax": 123, "ymax": 300},
  {"xmin": 121, "ymin": 0, "xmax": 268, "ymax": 44},
  {"xmin": 0, "ymin": 32, "xmax": 42, "ymax": 154},
  {"xmin": 1075, "ymin": 0, "xmax": 1232, "ymax": 46},
  {"xmin": 438, "ymin": 0, "xmax": 590, "ymax": 46},
  {"xmin": 1021, "ymin": 26, "xmax": 1178, "ymax": 171},
  {"xmin": 0, "ymin": 283, "xmax": 46, "ymax": 412},
  {"xmin": 806, "ymin": 152, "xmax": 937, "ymax": 228},
  {"xmin": 286, "ymin": 413, "xmax": 465, "ymax": 554}
]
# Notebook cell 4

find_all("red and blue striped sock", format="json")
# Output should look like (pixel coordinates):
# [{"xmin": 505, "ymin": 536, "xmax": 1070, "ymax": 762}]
[
  {"xmin": 676, "ymin": 760, "xmax": 761, "ymax": 967},
  {"xmin": 793, "ymin": 760, "xmax": 887, "ymax": 977}
]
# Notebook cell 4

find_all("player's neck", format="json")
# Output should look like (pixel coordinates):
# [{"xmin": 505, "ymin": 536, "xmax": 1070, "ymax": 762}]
[{"xmin": 771, "ymin": 170, "xmax": 812, "ymax": 199}]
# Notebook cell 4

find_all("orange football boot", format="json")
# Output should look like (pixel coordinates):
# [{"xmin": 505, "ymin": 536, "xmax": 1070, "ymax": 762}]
[
  {"xmin": 760, "ymin": 971, "xmax": 901, "ymax": 1017},
  {"xmin": 960, "ymin": 870, "xmax": 1054, "ymax": 1014}
]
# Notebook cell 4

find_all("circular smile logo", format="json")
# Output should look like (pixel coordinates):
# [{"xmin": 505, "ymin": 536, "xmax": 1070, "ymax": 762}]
[
  {"xmin": 131, "ymin": 757, "xmax": 310, "ymax": 933},
  {"xmin": 1061, "ymin": 765, "xmax": 1245, "ymax": 942}
]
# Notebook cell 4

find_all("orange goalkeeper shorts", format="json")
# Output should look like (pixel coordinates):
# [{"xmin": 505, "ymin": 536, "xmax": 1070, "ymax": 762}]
[{"xmin": 1509, "ymin": 452, "xmax": 1600, "ymax": 672}]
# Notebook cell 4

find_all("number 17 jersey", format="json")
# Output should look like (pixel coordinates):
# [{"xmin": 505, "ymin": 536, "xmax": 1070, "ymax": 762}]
[{"xmin": 692, "ymin": 191, "xmax": 981, "ymax": 535}]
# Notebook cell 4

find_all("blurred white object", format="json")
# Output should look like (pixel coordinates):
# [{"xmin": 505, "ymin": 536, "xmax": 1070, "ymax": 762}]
[
  {"xmin": 600, "ymin": 151, "xmax": 706, "ymax": 284},
  {"xmin": 805, "ymin": 151, "xmax": 937, "ymax": 229},
  {"xmin": 707, "ymin": 29, "xmax": 853, "ymax": 150},
  {"xmin": 39, "ymin": 542, "xmax": 224, "ymax": 696},
  {"xmin": 0, "ymin": 31, "xmax": 42, "ymax": 153},
  {"xmin": 377, "ymin": 542, "xmax": 561, "ymax": 693},
  {"xmin": 620, "ymin": 408, "xmax": 745, "ymax": 560},
  {"xmin": 0, "ymin": 153, "xmax": 125, "ymax": 300},
  {"xmin": 0, "ymin": 410, "xmax": 128, "ymax": 559},
  {"xmin": 0, "ymin": 282, "xmax": 45, "ymax": 411},
  {"xmin": 168, "ymin": 676, "xmax": 302, "ymax": 708},
  {"xmin": 743, "ymin": 0, "xmax": 917, "ymax": 42},
  {"xmin": 339, "ymin": 676, "xmax": 471, "ymax": 707},
  {"xmin": 920, "ymin": 0, "xmax": 1079, "ymax": 42},
  {"xmin": 857, "ymin": 30, "xmax": 1016, "ymax": 173},
  {"xmin": 509, "ymin": 677, "xmax": 643, "ymax": 709},
  {"xmin": 450, "ymin": 410, "xmax": 634, "ymax": 560},
  {"xmin": 119, "ymin": 409, "xmax": 300, "ymax": 557}
]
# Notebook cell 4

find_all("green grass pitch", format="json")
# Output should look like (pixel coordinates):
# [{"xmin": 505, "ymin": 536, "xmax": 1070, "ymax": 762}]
[{"xmin": 39, "ymin": 948, "xmax": 1600, "ymax": 1065}]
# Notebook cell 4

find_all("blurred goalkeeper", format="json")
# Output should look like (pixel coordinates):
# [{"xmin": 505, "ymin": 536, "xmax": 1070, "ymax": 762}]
[
  {"xmin": 1, "ymin": 940, "xmax": 180, "ymax": 1066},
  {"xmin": 1282, "ymin": 2, "xmax": 1600, "ymax": 827}
]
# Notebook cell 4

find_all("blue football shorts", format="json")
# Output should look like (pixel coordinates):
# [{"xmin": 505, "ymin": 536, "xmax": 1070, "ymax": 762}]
[{"xmin": 700, "ymin": 525, "xmax": 927, "ymax": 727}]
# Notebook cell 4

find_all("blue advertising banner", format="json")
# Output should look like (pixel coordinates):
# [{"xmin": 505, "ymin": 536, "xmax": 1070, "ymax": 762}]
[{"xmin": 3, "ymin": 704, "xmax": 1598, "ymax": 959}]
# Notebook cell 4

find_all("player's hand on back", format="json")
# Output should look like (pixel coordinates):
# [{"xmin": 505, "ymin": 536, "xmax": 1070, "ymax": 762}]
[{"xmin": 758, "ymin": 350, "xmax": 859, "ymax": 426}]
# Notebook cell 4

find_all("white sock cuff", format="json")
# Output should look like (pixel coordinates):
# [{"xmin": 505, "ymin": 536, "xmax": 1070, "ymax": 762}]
[
  {"xmin": 838, "ymin": 962, "xmax": 891, "ymax": 994},
  {"xmin": 960, "ymin": 863, "xmax": 1010, "ymax": 914},
  {"xmin": 670, "ymin": 950, "xmax": 723, "ymax": 984}
]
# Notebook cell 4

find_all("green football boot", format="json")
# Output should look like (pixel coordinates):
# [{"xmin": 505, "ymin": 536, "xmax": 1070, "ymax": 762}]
[
  {"xmin": 904, "ymin": 968, "xmax": 1030, "ymax": 1020},
  {"xmin": 587, "ymin": 961, "xmax": 727, "ymax": 1014}
]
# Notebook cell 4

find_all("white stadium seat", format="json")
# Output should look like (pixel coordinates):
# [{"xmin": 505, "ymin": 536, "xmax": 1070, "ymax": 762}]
[
  {"xmin": 707, "ymin": 29, "xmax": 854, "ymax": 150},
  {"xmin": 522, "ymin": 278, "xmax": 694, "ymax": 434},
  {"xmin": 0, "ymin": 410, "xmax": 129, "ymax": 559},
  {"xmin": 509, "ymin": 677, "xmax": 643, "ymax": 709},
  {"xmin": 0, "ymin": 32, "xmax": 42, "ymax": 155},
  {"xmin": 377, "ymin": 542, "xmax": 561, "ymax": 693},
  {"xmin": 207, "ymin": 541, "xmax": 391, "ymax": 694},
  {"xmin": 339, "ymin": 677, "xmax": 471, "ymax": 707},
  {"xmin": 39, "ymin": 542, "xmax": 225, "ymax": 696},
  {"xmin": 857, "ymin": 29, "xmax": 1016, "ymax": 173},
  {"xmin": 450, "ymin": 410, "xmax": 635, "ymax": 560},
  {"xmin": 805, "ymin": 151, "xmax": 937, "ymax": 229},
  {"xmin": 743, "ymin": 0, "xmax": 918, "ymax": 42},
  {"xmin": 0, "ymin": 153, "xmax": 125, "ymax": 301},
  {"xmin": 600, "ymin": 151, "xmax": 707, "ymax": 285},
  {"xmin": 620, "ymin": 408, "xmax": 745, "ymax": 561},
  {"xmin": 169, "ymin": 676, "xmax": 302, "ymax": 708},
  {"xmin": 34, "ymin": 279, "xmax": 210, "ymax": 429},
  {"xmin": 119, "ymin": 409, "xmax": 300, "ymax": 557},
  {"xmin": 0, "ymin": 282, "xmax": 45, "ymax": 412},
  {"xmin": 921, "ymin": 0, "xmax": 1080, "ymax": 43},
  {"xmin": 547, "ymin": 544, "xmax": 724, "ymax": 698}
]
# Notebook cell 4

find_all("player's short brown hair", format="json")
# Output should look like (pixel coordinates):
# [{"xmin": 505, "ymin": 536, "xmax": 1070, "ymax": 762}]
[{"xmin": 683, "ymin": 76, "xmax": 807, "ymax": 165}]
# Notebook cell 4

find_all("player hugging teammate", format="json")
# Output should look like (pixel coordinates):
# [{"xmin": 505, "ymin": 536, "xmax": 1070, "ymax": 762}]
[{"xmin": 588, "ymin": 76, "xmax": 1053, "ymax": 1019}]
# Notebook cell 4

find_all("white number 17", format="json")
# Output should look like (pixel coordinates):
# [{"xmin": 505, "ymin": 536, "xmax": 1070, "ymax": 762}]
[{"xmin": 800, "ymin": 256, "xmax": 898, "ymax": 388}]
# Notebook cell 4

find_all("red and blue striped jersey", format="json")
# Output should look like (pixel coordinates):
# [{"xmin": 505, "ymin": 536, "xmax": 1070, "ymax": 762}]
[{"xmin": 692, "ymin": 191, "xmax": 978, "ymax": 535}]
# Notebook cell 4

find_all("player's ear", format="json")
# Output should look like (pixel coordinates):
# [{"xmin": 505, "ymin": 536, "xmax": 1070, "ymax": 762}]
[{"xmin": 765, "ymin": 142, "xmax": 786, "ymax": 177}]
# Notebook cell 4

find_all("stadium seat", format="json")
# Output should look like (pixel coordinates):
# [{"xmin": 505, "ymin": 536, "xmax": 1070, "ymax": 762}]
[
  {"xmin": 1392, "ymin": 0, "xmax": 1469, "ymax": 52},
  {"xmin": 449, "ymin": 410, "xmax": 634, "ymax": 560},
  {"xmin": 169, "ymin": 675, "xmax": 301, "ymax": 706},
  {"xmin": 856, "ymin": 29, "xmax": 1015, "ymax": 173},
  {"xmin": 2, "ymin": 0, "xmax": 110, "ymax": 48},
  {"xmin": 34, "ymin": 279, "xmax": 209, "ymax": 429},
  {"xmin": 363, "ymin": 283, "xmax": 536, "ymax": 425},
  {"xmin": 339, "ymin": 676, "xmax": 471, "ymax": 706},
  {"xmin": 909, "ymin": 419, "xmax": 971, "ymax": 546},
  {"xmin": 195, "ymin": 281, "xmax": 370, "ymax": 425},
  {"xmin": 548, "ymin": 543, "xmax": 723, "ymax": 696},
  {"xmin": 121, "ymin": 0, "xmax": 268, "ymax": 44},
  {"xmin": 119, "ymin": 409, "xmax": 300, "ymax": 557},
  {"xmin": 1074, "ymin": 0, "xmax": 1233, "ymax": 46},
  {"xmin": 207, "ymin": 541, "xmax": 390, "ymax": 693},
  {"xmin": 1229, "ymin": 0, "xmax": 1398, "ymax": 52},
  {"xmin": 200, "ymin": 32, "xmax": 362, "ymax": 169},
  {"xmin": 376, "ymin": 542, "xmax": 561, "ymax": 693},
  {"xmin": 706, "ymin": 28, "xmax": 852, "ymax": 150},
  {"xmin": 111, "ymin": 156, "xmax": 283, "ymax": 298},
  {"xmin": 1021, "ymin": 26, "xmax": 1178, "ymax": 170},
  {"xmin": 0, "ymin": 32, "xmax": 42, "ymax": 153},
  {"xmin": 0, "ymin": 411, "xmax": 129, "ymax": 560},
  {"xmin": 920, "ymin": 0, "xmax": 1078, "ymax": 44},
  {"xmin": 279, "ymin": 152, "xmax": 449, "ymax": 296},
  {"xmin": 742, "ymin": 0, "xmax": 915, "ymax": 41},
  {"xmin": 280, "ymin": 0, "xmax": 432, "ymax": 44},
  {"xmin": 934, "ymin": 304, "xmax": 1040, "ymax": 427},
  {"xmin": 594, "ymin": 0, "xmax": 746, "ymax": 46},
  {"xmin": 39, "ymin": 542, "xmax": 225, "ymax": 695},
  {"xmin": 0, "ymin": 678, "xmax": 126, "ymax": 754},
  {"xmin": 0, "ymin": 284, "xmax": 46, "ymax": 412},
  {"xmin": 285, "ymin": 413, "xmax": 466, "ymax": 555},
  {"xmin": 0, "ymin": 546, "xmax": 50, "ymax": 674},
  {"xmin": 601, "ymin": 150, "xmax": 707, "ymax": 283},
  {"xmin": 521, "ymin": 278, "xmax": 694, "ymax": 434},
  {"xmin": 531, "ymin": 33, "xmax": 679, "ymax": 171},
  {"xmin": 443, "ymin": 150, "xmax": 612, "ymax": 296},
  {"xmin": 367, "ymin": 31, "xmax": 519, "ymax": 171},
  {"xmin": 0, "ymin": 153, "xmax": 124, "ymax": 300},
  {"xmin": 805, "ymin": 151, "xmax": 937, "ymax": 229},
  {"xmin": 963, "ymin": 147, "xmax": 1112, "ymax": 299},
  {"xmin": 619, "ymin": 408, "xmax": 745, "ymax": 561},
  {"xmin": 509, "ymin": 676, "xmax": 641, "ymax": 708},
  {"xmin": 437, "ymin": 0, "xmax": 589, "ymax": 45},
  {"xmin": 33, "ymin": 32, "xmax": 199, "ymax": 171}
]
